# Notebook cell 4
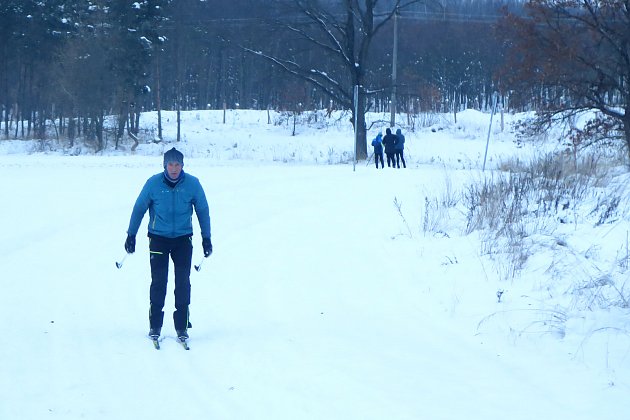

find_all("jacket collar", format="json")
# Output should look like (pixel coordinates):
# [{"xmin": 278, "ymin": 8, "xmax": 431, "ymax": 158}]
[{"xmin": 163, "ymin": 169, "xmax": 185, "ymax": 188}]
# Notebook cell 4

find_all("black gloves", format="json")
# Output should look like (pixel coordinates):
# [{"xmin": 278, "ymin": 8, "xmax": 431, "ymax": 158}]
[
  {"xmin": 202, "ymin": 237, "xmax": 213, "ymax": 257},
  {"xmin": 124, "ymin": 234, "xmax": 136, "ymax": 254}
]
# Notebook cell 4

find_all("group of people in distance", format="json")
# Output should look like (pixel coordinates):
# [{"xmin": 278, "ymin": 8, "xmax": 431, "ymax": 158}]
[{"xmin": 371, "ymin": 128, "xmax": 406, "ymax": 169}]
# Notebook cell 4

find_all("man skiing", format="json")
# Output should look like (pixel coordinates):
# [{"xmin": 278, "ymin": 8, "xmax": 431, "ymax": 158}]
[{"xmin": 124, "ymin": 147, "xmax": 212, "ymax": 346}]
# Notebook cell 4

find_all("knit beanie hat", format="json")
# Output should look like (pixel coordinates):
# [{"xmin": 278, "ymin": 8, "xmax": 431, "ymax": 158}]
[{"xmin": 163, "ymin": 147, "xmax": 184, "ymax": 168}]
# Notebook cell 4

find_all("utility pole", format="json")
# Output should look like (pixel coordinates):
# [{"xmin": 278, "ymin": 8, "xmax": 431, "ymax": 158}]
[
  {"xmin": 390, "ymin": 7, "xmax": 399, "ymax": 127},
  {"xmin": 155, "ymin": 45, "xmax": 163, "ymax": 142},
  {"xmin": 353, "ymin": 84, "xmax": 359, "ymax": 171}
]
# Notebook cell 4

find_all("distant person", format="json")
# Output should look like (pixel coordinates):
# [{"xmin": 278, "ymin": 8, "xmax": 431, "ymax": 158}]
[
  {"xmin": 394, "ymin": 128, "xmax": 406, "ymax": 168},
  {"xmin": 371, "ymin": 132, "xmax": 384, "ymax": 169},
  {"xmin": 382, "ymin": 128, "xmax": 398, "ymax": 168},
  {"xmin": 124, "ymin": 147, "xmax": 213, "ymax": 346}
]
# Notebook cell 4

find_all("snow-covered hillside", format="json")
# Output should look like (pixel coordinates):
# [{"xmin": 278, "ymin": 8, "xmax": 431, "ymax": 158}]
[{"xmin": 0, "ymin": 109, "xmax": 628, "ymax": 420}]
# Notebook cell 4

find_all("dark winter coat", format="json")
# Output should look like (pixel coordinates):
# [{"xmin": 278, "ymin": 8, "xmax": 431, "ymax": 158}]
[
  {"xmin": 371, "ymin": 133, "xmax": 383, "ymax": 154},
  {"xmin": 395, "ymin": 129, "xmax": 405, "ymax": 151},
  {"xmin": 382, "ymin": 128, "xmax": 397, "ymax": 154},
  {"xmin": 127, "ymin": 170, "xmax": 211, "ymax": 239}
]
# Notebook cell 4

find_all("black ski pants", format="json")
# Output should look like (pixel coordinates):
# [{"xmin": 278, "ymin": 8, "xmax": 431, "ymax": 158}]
[
  {"xmin": 148, "ymin": 235, "xmax": 193, "ymax": 331},
  {"xmin": 375, "ymin": 152, "xmax": 384, "ymax": 168},
  {"xmin": 395, "ymin": 150, "xmax": 406, "ymax": 168},
  {"xmin": 386, "ymin": 152, "xmax": 396, "ymax": 167}
]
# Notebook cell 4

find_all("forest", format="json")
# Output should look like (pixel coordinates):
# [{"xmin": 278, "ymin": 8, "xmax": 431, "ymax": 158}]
[{"xmin": 1, "ymin": 0, "xmax": 629, "ymax": 157}]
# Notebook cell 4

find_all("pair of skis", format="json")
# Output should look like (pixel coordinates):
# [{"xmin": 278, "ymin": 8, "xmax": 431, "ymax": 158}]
[{"xmin": 151, "ymin": 336, "xmax": 189, "ymax": 350}]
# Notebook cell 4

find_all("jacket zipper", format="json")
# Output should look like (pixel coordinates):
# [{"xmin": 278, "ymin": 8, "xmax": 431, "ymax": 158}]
[{"xmin": 171, "ymin": 186, "xmax": 177, "ymax": 236}]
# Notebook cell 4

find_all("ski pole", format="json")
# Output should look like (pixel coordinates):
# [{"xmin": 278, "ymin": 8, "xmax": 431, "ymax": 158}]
[
  {"xmin": 116, "ymin": 253, "xmax": 129, "ymax": 269},
  {"xmin": 194, "ymin": 256, "xmax": 205, "ymax": 272},
  {"xmin": 365, "ymin": 152, "xmax": 374, "ymax": 166}
]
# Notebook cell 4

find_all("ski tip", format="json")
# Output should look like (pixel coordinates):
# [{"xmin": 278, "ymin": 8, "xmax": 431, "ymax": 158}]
[
  {"xmin": 149, "ymin": 334, "xmax": 161, "ymax": 349},
  {"xmin": 151, "ymin": 338, "xmax": 161, "ymax": 349}
]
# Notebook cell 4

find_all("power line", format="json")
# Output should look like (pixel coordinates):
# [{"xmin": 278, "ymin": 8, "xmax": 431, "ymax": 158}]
[{"xmin": 161, "ymin": 9, "xmax": 515, "ymax": 27}]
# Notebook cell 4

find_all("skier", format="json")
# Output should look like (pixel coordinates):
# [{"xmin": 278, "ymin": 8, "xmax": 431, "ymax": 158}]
[
  {"xmin": 394, "ymin": 128, "xmax": 406, "ymax": 168},
  {"xmin": 371, "ymin": 132, "xmax": 384, "ymax": 169},
  {"xmin": 382, "ymin": 128, "xmax": 398, "ymax": 168},
  {"xmin": 124, "ymin": 147, "xmax": 212, "ymax": 345}
]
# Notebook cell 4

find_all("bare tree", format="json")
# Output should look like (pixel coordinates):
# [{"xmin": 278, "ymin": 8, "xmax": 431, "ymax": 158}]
[
  {"xmin": 499, "ymin": 0, "xmax": 630, "ymax": 160},
  {"xmin": 244, "ymin": 0, "xmax": 422, "ymax": 160}
]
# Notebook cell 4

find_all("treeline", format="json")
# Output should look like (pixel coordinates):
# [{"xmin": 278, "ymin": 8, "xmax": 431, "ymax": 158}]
[{"xmin": 0, "ymin": 0, "xmax": 522, "ymax": 145}]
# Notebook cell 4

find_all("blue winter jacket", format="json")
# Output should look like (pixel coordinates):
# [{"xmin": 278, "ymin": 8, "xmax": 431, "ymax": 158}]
[
  {"xmin": 395, "ymin": 129, "xmax": 405, "ymax": 150},
  {"xmin": 382, "ymin": 128, "xmax": 397, "ymax": 154},
  {"xmin": 371, "ymin": 133, "xmax": 383, "ymax": 154},
  {"xmin": 127, "ymin": 170, "xmax": 211, "ymax": 239}
]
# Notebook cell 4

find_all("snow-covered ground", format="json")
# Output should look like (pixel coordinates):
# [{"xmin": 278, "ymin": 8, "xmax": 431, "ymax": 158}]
[{"xmin": 0, "ymin": 109, "xmax": 628, "ymax": 419}]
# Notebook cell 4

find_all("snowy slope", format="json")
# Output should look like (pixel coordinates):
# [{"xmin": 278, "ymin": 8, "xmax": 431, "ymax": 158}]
[{"xmin": 0, "ymin": 110, "xmax": 628, "ymax": 420}]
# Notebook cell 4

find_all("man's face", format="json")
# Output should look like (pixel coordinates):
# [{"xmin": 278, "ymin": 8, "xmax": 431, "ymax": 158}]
[{"xmin": 166, "ymin": 161, "xmax": 182, "ymax": 179}]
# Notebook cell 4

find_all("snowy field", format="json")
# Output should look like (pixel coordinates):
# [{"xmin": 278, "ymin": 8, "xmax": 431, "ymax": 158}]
[{"xmin": 0, "ymin": 109, "xmax": 628, "ymax": 419}]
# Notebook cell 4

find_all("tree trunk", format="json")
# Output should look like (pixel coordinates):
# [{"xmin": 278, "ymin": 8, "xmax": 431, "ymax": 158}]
[
  {"xmin": 134, "ymin": 111, "xmax": 140, "ymax": 137},
  {"xmin": 3, "ymin": 106, "xmax": 8, "ymax": 138},
  {"xmin": 68, "ymin": 116, "xmax": 75, "ymax": 147},
  {"xmin": 624, "ymin": 113, "xmax": 630, "ymax": 164},
  {"xmin": 155, "ymin": 49, "xmax": 163, "ymax": 142},
  {"xmin": 355, "ymin": 90, "xmax": 368, "ymax": 160},
  {"xmin": 116, "ymin": 100, "xmax": 128, "ymax": 150},
  {"xmin": 95, "ymin": 112, "xmax": 104, "ymax": 151}
]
